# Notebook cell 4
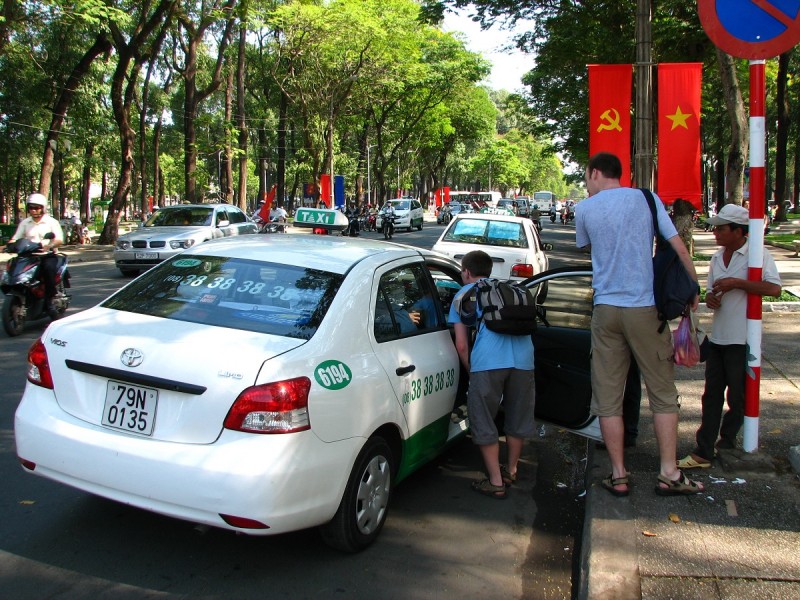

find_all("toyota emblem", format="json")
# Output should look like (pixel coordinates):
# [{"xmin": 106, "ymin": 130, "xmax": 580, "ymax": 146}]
[{"xmin": 120, "ymin": 348, "xmax": 144, "ymax": 368}]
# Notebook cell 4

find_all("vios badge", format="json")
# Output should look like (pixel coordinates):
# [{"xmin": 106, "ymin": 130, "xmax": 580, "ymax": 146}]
[{"xmin": 120, "ymin": 348, "xmax": 144, "ymax": 368}]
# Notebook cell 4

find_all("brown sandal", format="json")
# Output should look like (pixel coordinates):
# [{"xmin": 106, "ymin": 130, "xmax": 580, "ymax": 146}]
[
  {"xmin": 500, "ymin": 464, "xmax": 517, "ymax": 486},
  {"xmin": 601, "ymin": 474, "xmax": 630, "ymax": 497},
  {"xmin": 655, "ymin": 470, "xmax": 704, "ymax": 496},
  {"xmin": 471, "ymin": 478, "xmax": 507, "ymax": 499}
]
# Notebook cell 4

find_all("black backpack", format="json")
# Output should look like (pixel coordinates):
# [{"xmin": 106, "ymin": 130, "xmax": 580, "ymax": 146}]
[
  {"xmin": 463, "ymin": 278, "xmax": 537, "ymax": 335},
  {"xmin": 641, "ymin": 189, "xmax": 699, "ymax": 331}
]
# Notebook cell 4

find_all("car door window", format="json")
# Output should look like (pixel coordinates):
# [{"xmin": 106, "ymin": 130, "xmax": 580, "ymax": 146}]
[
  {"xmin": 227, "ymin": 208, "xmax": 246, "ymax": 224},
  {"xmin": 374, "ymin": 265, "xmax": 442, "ymax": 342},
  {"xmin": 529, "ymin": 273, "xmax": 594, "ymax": 330}
]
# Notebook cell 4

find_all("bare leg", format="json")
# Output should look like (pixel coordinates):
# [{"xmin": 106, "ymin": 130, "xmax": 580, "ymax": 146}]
[
  {"xmin": 478, "ymin": 442, "xmax": 503, "ymax": 487},
  {"xmin": 505, "ymin": 435, "xmax": 524, "ymax": 477},
  {"xmin": 654, "ymin": 412, "xmax": 704, "ymax": 491},
  {"xmin": 599, "ymin": 415, "xmax": 628, "ymax": 492}
]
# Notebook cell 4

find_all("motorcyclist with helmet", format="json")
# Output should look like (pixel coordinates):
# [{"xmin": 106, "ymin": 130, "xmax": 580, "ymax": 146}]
[{"xmin": 2, "ymin": 193, "xmax": 64, "ymax": 317}]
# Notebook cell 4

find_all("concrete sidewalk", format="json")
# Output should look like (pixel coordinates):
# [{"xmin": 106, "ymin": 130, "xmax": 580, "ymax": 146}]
[{"xmin": 581, "ymin": 231, "xmax": 800, "ymax": 599}]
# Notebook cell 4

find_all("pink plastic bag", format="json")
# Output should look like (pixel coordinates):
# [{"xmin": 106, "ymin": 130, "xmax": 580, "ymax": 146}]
[{"xmin": 673, "ymin": 314, "xmax": 700, "ymax": 367}]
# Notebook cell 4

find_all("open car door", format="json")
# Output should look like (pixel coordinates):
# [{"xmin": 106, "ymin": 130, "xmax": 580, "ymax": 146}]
[{"xmin": 524, "ymin": 267, "xmax": 601, "ymax": 441}]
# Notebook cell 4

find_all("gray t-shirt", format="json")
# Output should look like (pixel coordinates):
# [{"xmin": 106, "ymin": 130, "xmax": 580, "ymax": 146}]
[{"xmin": 575, "ymin": 187, "xmax": 677, "ymax": 307}]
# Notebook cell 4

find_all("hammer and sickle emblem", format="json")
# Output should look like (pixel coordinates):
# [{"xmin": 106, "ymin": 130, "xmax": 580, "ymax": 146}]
[{"xmin": 596, "ymin": 108, "xmax": 622, "ymax": 133}]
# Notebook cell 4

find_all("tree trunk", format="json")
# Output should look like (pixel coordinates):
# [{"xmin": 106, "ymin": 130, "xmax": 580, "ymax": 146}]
[
  {"xmin": 634, "ymin": 0, "xmax": 653, "ymax": 189},
  {"xmin": 716, "ymin": 48, "xmax": 748, "ymax": 205},
  {"xmin": 40, "ymin": 34, "xmax": 111, "ymax": 197},
  {"xmin": 774, "ymin": 51, "xmax": 791, "ymax": 222},
  {"xmin": 81, "ymin": 144, "xmax": 93, "ymax": 224},
  {"xmin": 224, "ymin": 67, "xmax": 234, "ymax": 203},
  {"xmin": 236, "ymin": 15, "xmax": 248, "ymax": 212}
]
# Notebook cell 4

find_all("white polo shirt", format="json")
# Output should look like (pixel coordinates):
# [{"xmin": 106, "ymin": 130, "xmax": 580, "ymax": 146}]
[
  {"xmin": 10, "ymin": 214, "xmax": 64, "ymax": 245},
  {"xmin": 707, "ymin": 240, "xmax": 781, "ymax": 345}
]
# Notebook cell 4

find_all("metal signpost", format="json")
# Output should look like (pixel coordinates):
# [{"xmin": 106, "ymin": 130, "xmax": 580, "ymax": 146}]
[{"xmin": 698, "ymin": 0, "xmax": 800, "ymax": 452}]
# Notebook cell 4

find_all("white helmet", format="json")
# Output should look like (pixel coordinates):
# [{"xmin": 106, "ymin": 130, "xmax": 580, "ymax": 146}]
[{"xmin": 27, "ymin": 193, "xmax": 48, "ymax": 208}]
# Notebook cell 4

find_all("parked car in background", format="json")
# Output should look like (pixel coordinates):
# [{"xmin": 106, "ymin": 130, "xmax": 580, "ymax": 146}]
[
  {"xmin": 376, "ymin": 198, "xmax": 424, "ymax": 232},
  {"xmin": 113, "ymin": 204, "xmax": 258, "ymax": 276},
  {"xmin": 432, "ymin": 212, "xmax": 551, "ymax": 280},
  {"xmin": 514, "ymin": 196, "xmax": 531, "ymax": 218}
]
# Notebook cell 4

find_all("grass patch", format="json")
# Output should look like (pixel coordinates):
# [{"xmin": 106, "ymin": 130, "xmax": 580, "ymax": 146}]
[
  {"xmin": 700, "ymin": 287, "xmax": 796, "ymax": 303},
  {"xmin": 765, "ymin": 232, "xmax": 800, "ymax": 244},
  {"xmin": 692, "ymin": 253, "xmax": 712, "ymax": 261}
]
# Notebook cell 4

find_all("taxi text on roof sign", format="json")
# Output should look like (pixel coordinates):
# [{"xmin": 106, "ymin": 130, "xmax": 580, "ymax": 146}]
[{"xmin": 293, "ymin": 208, "xmax": 348, "ymax": 230}]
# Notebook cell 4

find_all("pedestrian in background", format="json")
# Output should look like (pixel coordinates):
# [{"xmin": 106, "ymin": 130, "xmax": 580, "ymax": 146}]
[
  {"xmin": 449, "ymin": 250, "xmax": 537, "ymax": 499},
  {"xmin": 575, "ymin": 152, "xmax": 704, "ymax": 498},
  {"xmin": 678, "ymin": 204, "xmax": 781, "ymax": 469}
]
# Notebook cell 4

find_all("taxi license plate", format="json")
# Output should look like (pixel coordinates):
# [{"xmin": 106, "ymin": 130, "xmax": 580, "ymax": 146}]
[
  {"xmin": 135, "ymin": 252, "xmax": 158, "ymax": 260},
  {"xmin": 101, "ymin": 381, "xmax": 158, "ymax": 436}
]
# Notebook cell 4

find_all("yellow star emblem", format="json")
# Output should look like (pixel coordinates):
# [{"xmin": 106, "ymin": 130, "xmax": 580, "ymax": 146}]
[{"xmin": 666, "ymin": 106, "xmax": 692, "ymax": 130}]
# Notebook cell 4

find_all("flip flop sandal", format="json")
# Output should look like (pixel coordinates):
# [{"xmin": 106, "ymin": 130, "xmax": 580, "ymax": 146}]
[
  {"xmin": 471, "ymin": 478, "xmax": 507, "ymax": 499},
  {"xmin": 655, "ymin": 470, "xmax": 704, "ymax": 496},
  {"xmin": 676, "ymin": 454, "xmax": 712, "ymax": 469},
  {"xmin": 601, "ymin": 474, "xmax": 630, "ymax": 497},
  {"xmin": 500, "ymin": 464, "xmax": 517, "ymax": 486}
]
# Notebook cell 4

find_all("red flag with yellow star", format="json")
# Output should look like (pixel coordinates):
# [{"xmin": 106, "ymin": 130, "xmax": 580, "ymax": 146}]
[
  {"xmin": 588, "ymin": 64, "xmax": 632, "ymax": 186},
  {"xmin": 657, "ymin": 63, "xmax": 702, "ymax": 209}
]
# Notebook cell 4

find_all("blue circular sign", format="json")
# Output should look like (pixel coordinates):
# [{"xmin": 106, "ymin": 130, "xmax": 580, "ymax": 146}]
[{"xmin": 699, "ymin": 0, "xmax": 800, "ymax": 59}]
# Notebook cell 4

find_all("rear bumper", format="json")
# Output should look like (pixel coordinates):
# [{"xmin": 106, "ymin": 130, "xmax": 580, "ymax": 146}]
[{"xmin": 14, "ymin": 386, "xmax": 359, "ymax": 535}]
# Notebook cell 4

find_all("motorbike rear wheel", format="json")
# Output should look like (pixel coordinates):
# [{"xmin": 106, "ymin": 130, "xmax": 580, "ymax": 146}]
[{"xmin": 2, "ymin": 294, "xmax": 26, "ymax": 336}]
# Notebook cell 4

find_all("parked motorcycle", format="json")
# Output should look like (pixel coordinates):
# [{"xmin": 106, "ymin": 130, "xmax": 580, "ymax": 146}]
[{"xmin": 1, "ymin": 237, "xmax": 71, "ymax": 336}]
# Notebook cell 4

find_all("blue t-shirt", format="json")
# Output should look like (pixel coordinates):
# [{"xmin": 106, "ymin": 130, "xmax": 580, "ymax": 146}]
[
  {"xmin": 575, "ymin": 187, "xmax": 677, "ymax": 307},
  {"xmin": 448, "ymin": 282, "xmax": 534, "ymax": 372}
]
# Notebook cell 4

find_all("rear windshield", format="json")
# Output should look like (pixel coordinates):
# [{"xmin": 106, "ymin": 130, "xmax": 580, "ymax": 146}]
[
  {"xmin": 102, "ymin": 255, "xmax": 343, "ymax": 339},
  {"xmin": 442, "ymin": 218, "xmax": 529, "ymax": 249}
]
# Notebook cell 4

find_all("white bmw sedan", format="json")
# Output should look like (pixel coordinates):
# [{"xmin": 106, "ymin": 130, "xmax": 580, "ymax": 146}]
[{"xmin": 15, "ymin": 234, "xmax": 469, "ymax": 552}]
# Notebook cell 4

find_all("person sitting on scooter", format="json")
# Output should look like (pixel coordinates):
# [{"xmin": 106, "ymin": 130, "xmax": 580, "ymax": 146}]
[{"xmin": 3, "ymin": 193, "xmax": 64, "ymax": 318}]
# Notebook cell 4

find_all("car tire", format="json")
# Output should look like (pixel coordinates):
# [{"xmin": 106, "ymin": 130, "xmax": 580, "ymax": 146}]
[
  {"xmin": 319, "ymin": 436, "xmax": 393, "ymax": 553},
  {"xmin": 417, "ymin": 219, "xmax": 423, "ymax": 231}
]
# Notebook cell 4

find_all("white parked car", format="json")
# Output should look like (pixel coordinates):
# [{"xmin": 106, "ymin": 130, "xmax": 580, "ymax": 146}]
[
  {"xmin": 113, "ymin": 204, "xmax": 258, "ymax": 276},
  {"xmin": 376, "ymin": 198, "xmax": 424, "ymax": 232},
  {"xmin": 432, "ymin": 212, "xmax": 550, "ymax": 280},
  {"xmin": 14, "ymin": 229, "xmax": 600, "ymax": 551}
]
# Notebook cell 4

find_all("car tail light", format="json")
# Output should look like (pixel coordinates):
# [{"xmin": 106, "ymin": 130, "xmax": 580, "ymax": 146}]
[
  {"xmin": 511, "ymin": 263, "xmax": 535, "ymax": 278},
  {"xmin": 224, "ymin": 377, "xmax": 311, "ymax": 434},
  {"xmin": 27, "ymin": 338, "xmax": 54, "ymax": 389}
]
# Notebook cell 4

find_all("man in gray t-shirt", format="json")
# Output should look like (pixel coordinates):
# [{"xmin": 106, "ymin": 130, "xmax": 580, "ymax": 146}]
[{"xmin": 575, "ymin": 152, "xmax": 703, "ymax": 498}]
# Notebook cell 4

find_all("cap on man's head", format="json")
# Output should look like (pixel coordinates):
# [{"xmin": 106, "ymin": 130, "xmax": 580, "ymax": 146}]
[{"xmin": 706, "ymin": 204, "xmax": 749, "ymax": 227}]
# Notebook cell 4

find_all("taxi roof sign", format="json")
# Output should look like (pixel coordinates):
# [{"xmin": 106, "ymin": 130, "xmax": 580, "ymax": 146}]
[
  {"xmin": 293, "ymin": 207, "xmax": 348, "ymax": 231},
  {"xmin": 698, "ymin": 0, "xmax": 800, "ymax": 59}
]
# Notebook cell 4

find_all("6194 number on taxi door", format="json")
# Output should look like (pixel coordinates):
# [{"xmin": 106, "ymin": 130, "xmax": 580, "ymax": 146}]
[{"xmin": 101, "ymin": 381, "xmax": 158, "ymax": 436}]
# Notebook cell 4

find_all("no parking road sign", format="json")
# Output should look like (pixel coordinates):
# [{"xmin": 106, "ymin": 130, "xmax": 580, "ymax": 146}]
[{"xmin": 698, "ymin": 0, "xmax": 800, "ymax": 59}]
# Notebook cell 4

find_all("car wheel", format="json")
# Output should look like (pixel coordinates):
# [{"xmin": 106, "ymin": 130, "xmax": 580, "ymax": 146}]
[
  {"xmin": 417, "ymin": 219, "xmax": 423, "ymax": 231},
  {"xmin": 119, "ymin": 269, "xmax": 140, "ymax": 277},
  {"xmin": 319, "ymin": 436, "xmax": 393, "ymax": 552}
]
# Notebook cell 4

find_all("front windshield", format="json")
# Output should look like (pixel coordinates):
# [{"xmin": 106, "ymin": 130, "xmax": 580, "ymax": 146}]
[
  {"xmin": 146, "ymin": 207, "xmax": 214, "ymax": 227},
  {"xmin": 390, "ymin": 200, "xmax": 410, "ymax": 211}
]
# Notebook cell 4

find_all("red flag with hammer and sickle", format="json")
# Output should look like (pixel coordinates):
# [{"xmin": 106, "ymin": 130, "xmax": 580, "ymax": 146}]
[
  {"xmin": 657, "ymin": 63, "xmax": 702, "ymax": 210},
  {"xmin": 588, "ymin": 64, "xmax": 632, "ymax": 186}
]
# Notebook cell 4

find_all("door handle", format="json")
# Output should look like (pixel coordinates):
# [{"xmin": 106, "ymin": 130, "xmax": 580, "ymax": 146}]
[{"xmin": 395, "ymin": 365, "xmax": 416, "ymax": 376}]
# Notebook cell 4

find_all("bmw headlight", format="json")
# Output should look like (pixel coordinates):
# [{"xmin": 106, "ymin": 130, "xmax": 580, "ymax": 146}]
[
  {"xmin": 116, "ymin": 240, "xmax": 131, "ymax": 250},
  {"xmin": 169, "ymin": 239, "xmax": 196, "ymax": 250}
]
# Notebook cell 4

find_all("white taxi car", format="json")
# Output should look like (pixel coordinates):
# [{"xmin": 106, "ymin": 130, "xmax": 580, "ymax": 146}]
[
  {"xmin": 15, "ymin": 233, "xmax": 469, "ymax": 552},
  {"xmin": 432, "ymin": 212, "xmax": 551, "ymax": 280},
  {"xmin": 375, "ymin": 198, "xmax": 424, "ymax": 232}
]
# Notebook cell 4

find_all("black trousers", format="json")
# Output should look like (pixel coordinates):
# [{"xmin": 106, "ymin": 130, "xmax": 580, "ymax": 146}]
[
  {"xmin": 693, "ymin": 342, "xmax": 746, "ymax": 461},
  {"xmin": 39, "ymin": 254, "xmax": 58, "ymax": 301}
]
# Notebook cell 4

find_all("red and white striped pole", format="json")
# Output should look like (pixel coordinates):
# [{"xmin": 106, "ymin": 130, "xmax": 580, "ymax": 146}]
[{"xmin": 744, "ymin": 59, "xmax": 766, "ymax": 453}]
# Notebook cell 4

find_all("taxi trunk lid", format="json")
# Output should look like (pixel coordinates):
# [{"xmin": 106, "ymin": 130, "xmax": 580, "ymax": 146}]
[{"xmin": 44, "ymin": 308, "xmax": 303, "ymax": 444}]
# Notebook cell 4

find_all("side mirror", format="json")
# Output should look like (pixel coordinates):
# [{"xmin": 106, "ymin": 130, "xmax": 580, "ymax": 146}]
[{"xmin": 543, "ymin": 243, "xmax": 554, "ymax": 252}]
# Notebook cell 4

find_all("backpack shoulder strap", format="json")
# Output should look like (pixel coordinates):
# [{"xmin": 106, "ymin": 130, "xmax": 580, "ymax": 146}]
[{"xmin": 639, "ymin": 187, "xmax": 663, "ymax": 243}]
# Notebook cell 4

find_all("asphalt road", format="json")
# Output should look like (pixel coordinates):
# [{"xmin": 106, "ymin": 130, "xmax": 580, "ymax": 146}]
[{"xmin": 0, "ymin": 219, "xmax": 591, "ymax": 599}]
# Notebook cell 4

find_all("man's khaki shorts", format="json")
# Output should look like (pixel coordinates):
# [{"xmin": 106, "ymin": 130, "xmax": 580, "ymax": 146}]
[{"xmin": 590, "ymin": 304, "xmax": 679, "ymax": 417}]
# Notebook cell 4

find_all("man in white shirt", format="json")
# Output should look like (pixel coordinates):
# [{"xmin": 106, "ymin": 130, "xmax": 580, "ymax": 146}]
[{"xmin": 678, "ymin": 204, "xmax": 781, "ymax": 469}]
